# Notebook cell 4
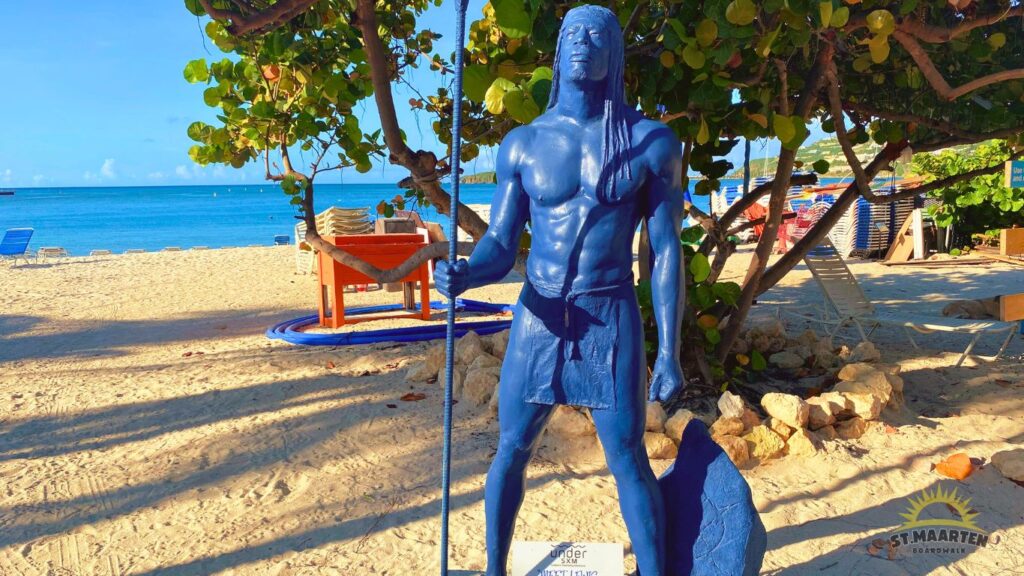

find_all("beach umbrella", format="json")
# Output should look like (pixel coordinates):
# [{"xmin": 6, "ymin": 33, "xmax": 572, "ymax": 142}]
[{"xmin": 440, "ymin": 0, "xmax": 470, "ymax": 573}]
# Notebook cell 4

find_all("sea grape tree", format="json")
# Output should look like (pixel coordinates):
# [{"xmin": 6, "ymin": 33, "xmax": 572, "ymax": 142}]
[{"xmin": 185, "ymin": 0, "xmax": 1024, "ymax": 387}]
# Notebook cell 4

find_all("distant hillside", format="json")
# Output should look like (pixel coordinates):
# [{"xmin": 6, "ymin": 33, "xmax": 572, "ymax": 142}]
[
  {"xmin": 461, "ymin": 171, "xmax": 496, "ymax": 184},
  {"xmin": 726, "ymin": 138, "xmax": 904, "ymax": 179}
]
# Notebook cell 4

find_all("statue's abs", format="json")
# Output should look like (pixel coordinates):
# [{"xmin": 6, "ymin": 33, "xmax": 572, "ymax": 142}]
[{"xmin": 520, "ymin": 120, "xmax": 644, "ymax": 292}]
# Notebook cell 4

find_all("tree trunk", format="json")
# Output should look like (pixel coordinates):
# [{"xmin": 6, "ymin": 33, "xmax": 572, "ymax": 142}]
[{"xmin": 715, "ymin": 146, "xmax": 798, "ymax": 362}]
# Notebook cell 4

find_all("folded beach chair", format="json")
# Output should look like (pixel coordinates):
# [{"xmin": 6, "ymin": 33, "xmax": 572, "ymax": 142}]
[
  {"xmin": 0, "ymin": 228, "xmax": 34, "ymax": 265},
  {"xmin": 788, "ymin": 238, "xmax": 1017, "ymax": 367}
]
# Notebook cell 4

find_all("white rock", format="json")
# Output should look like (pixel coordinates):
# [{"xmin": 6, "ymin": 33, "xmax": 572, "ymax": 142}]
[
  {"xmin": 760, "ymin": 392, "xmax": 809, "ymax": 429},
  {"xmin": 791, "ymin": 345, "xmax": 814, "ymax": 361},
  {"xmin": 645, "ymin": 402, "xmax": 667, "ymax": 432},
  {"xmin": 455, "ymin": 331, "xmax": 487, "ymax": 365},
  {"xmin": 834, "ymin": 371, "xmax": 895, "ymax": 406},
  {"xmin": 425, "ymin": 343, "xmax": 447, "ymax": 373},
  {"xmin": 644, "ymin": 432, "xmax": 678, "ymax": 460},
  {"xmin": 818, "ymin": 392, "xmax": 854, "ymax": 420},
  {"xmin": 489, "ymin": 383, "xmax": 500, "ymax": 415},
  {"xmin": 711, "ymin": 416, "xmax": 745, "ymax": 437},
  {"xmin": 489, "ymin": 330, "xmax": 510, "ymax": 359},
  {"xmin": 405, "ymin": 361, "xmax": 435, "ymax": 383},
  {"xmin": 664, "ymin": 409, "xmax": 696, "ymax": 444},
  {"xmin": 991, "ymin": 449, "xmax": 1024, "ymax": 482},
  {"xmin": 547, "ymin": 406, "xmax": 595, "ymax": 438},
  {"xmin": 767, "ymin": 417, "xmax": 794, "ymax": 440},
  {"xmin": 805, "ymin": 397, "xmax": 837, "ymax": 430},
  {"xmin": 718, "ymin": 390, "xmax": 746, "ymax": 419},
  {"xmin": 841, "ymin": 392, "xmax": 882, "ymax": 421},
  {"xmin": 769, "ymin": 351, "xmax": 805, "ymax": 369},
  {"xmin": 740, "ymin": 408, "xmax": 761, "ymax": 433},
  {"xmin": 731, "ymin": 338, "xmax": 750, "ymax": 355},
  {"xmin": 743, "ymin": 425, "xmax": 786, "ymax": 461},
  {"xmin": 748, "ymin": 319, "xmax": 787, "ymax": 340},
  {"xmin": 469, "ymin": 353, "xmax": 503, "ymax": 372},
  {"xmin": 836, "ymin": 416, "xmax": 869, "ymax": 439},
  {"xmin": 848, "ymin": 341, "xmax": 881, "ymax": 363},
  {"xmin": 715, "ymin": 434, "xmax": 749, "ymax": 466},
  {"xmin": 837, "ymin": 362, "xmax": 879, "ymax": 382},
  {"xmin": 796, "ymin": 329, "xmax": 820, "ymax": 347},
  {"xmin": 437, "ymin": 365, "xmax": 464, "ymax": 397},
  {"xmin": 786, "ymin": 427, "xmax": 824, "ymax": 457},
  {"xmin": 463, "ymin": 367, "xmax": 501, "ymax": 406}
]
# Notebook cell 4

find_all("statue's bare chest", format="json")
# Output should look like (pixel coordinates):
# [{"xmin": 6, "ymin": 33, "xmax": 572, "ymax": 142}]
[{"xmin": 518, "ymin": 126, "xmax": 644, "ymax": 207}]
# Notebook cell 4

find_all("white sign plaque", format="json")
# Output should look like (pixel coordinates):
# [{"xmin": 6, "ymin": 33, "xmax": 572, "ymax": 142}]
[
  {"xmin": 1007, "ymin": 160, "xmax": 1024, "ymax": 188},
  {"xmin": 511, "ymin": 541, "xmax": 624, "ymax": 576}
]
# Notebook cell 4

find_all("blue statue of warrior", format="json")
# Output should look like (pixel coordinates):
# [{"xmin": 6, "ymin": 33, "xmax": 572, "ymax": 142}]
[{"xmin": 436, "ymin": 5, "xmax": 684, "ymax": 575}]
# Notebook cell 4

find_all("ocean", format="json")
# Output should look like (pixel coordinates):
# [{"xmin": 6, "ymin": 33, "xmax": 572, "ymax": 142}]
[{"xmin": 0, "ymin": 181, "xmax": 724, "ymax": 255}]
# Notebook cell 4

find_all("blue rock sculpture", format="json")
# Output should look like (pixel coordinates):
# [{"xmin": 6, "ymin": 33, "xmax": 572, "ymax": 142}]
[{"xmin": 659, "ymin": 420, "xmax": 766, "ymax": 576}]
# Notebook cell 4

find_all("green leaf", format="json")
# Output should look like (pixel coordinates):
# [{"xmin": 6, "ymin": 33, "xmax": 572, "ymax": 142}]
[
  {"xmin": 866, "ymin": 10, "xmax": 895, "ymax": 36},
  {"xmin": 712, "ymin": 281, "xmax": 741, "ymax": 306},
  {"xmin": 750, "ymin": 349, "xmax": 767, "ymax": 371},
  {"xmin": 812, "ymin": 159, "xmax": 830, "ymax": 174},
  {"xmin": 691, "ymin": 284, "xmax": 716, "ymax": 310},
  {"xmin": 989, "ymin": 33, "xmax": 1007, "ymax": 50},
  {"xmin": 203, "ymin": 87, "xmax": 222, "ymax": 107},
  {"xmin": 773, "ymin": 114, "xmax": 795, "ymax": 143},
  {"xmin": 704, "ymin": 328, "xmax": 722, "ymax": 345},
  {"xmin": 830, "ymin": 6, "xmax": 850, "ymax": 28},
  {"xmin": 183, "ymin": 59, "xmax": 209, "ymax": 84},
  {"xmin": 683, "ymin": 45, "xmax": 706, "ymax": 69},
  {"xmin": 492, "ymin": 0, "xmax": 533, "ymax": 39},
  {"xmin": 818, "ymin": 2, "xmax": 833, "ymax": 29},
  {"xmin": 725, "ymin": 0, "xmax": 757, "ymax": 26},
  {"xmin": 696, "ymin": 19, "xmax": 718, "ymax": 48},
  {"xmin": 502, "ymin": 88, "xmax": 540, "ymax": 124},
  {"xmin": 680, "ymin": 225, "xmax": 706, "ymax": 245},
  {"xmin": 868, "ymin": 35, "xmax": 891, "ymax": 64},
  {"xmin": 484, "ymin": 78, "xmax": 516, "ymax": 115},
  {"xmin": 463, "ymin": 65, "xmax": 495, "ymax": 103},
  {"xmin": 696, "ymin": 117, "xmax": 710, "ymax": 145},
  {"xmin": 689, "ymin": 252, "xmax": 712, "ymax": 283},
  {"xmin": 660, "ymin": 51, "xmax": 676, "ymax": 68},
  {"xmin": 526, "ymin": 66, "xmax": 553, "ymax": 108}
]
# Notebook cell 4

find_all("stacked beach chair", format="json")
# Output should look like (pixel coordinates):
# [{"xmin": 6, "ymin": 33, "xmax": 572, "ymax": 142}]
[{"xmin": 294, "ymin": 207, "xmax": 374, "ymax": 274}]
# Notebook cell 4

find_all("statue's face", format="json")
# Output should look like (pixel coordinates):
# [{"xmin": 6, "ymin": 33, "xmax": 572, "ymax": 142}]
[{"xmin": 559, "ymin": 16, "xmax": 612, "ymax": 84}]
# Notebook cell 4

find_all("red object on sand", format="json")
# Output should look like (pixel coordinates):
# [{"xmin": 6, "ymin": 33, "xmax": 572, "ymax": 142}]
[{"xmin": 316, "ymin": 233, "xmax": 431, "ymax": 328}]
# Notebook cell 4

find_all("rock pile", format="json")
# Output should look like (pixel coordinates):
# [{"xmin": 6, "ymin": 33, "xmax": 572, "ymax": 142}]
[
  {"xmin": 707, "ymin": 357, "xmax": 903, "ymax": 467},
  {"xmin": 404, "ymin": 330, "xmax": 508, "ymax": 413},
  {"xmin": 736, "ymin": 320, "xmax": 887, "ymax": 373}
]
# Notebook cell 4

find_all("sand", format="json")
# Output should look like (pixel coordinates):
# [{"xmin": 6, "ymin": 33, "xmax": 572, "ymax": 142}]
[{"xmin": 1, "ymin": 246, "xmax": 1022, "ymax": 575}]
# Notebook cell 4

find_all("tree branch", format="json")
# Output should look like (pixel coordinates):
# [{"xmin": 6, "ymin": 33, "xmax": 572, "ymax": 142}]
[
  {"xmin": 892, "ymin": 30, "xmax": 1024, "ymax": 101},
  {"xmin": 353, "ymin": 0, "xmax": 489, "ymax": 241},
  {"xmin": 861, "ymin": 148, "xmax": 1024, "ymax": 204},
  {"xmin": 197, "ymin": 0, "xmax": 319, "ymax": 35},
  {"xmin": 825, "ymin": 62, "xmax": 877, "ymax": 200},
  {"xmin": 900, "ymin": 6, "xmax": 1024, "ymax": 44}
]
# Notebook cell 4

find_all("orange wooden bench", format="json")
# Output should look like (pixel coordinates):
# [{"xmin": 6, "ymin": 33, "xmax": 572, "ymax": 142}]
[{"xmin": 317, "ymin": 233, "xmax": 431, "ymax": 328}]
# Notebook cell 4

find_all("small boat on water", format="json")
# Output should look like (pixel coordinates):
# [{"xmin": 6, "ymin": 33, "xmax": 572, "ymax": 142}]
[{"xmin": 0, "ymin": 189, "xmax": 14, "ymax": 196}]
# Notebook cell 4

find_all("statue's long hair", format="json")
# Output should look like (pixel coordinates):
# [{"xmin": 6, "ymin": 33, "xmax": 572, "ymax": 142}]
[{"xmin": 547, "ymin": 4, "xmax": 633, "ymax": 204}]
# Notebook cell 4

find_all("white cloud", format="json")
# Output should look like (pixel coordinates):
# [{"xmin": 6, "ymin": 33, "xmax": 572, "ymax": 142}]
[
  {"xmin": 83, "ymin": 171, "xmax": 96, "ymax": 181},
  {"xmin": 101, "ymin": 158, "xmax": 117, "ymax": 179},
  {"xmin": 175, "ymin": 165, "xmax": 192, "ymax": 180},
  {"xmin": 32, "ymin": 175, "xmax": 46, "ymax": 185},
  {"xmin": 1, "ymin": 168, "xmax": 11, "ymax": 183},
  {"xmin": 147, "ymin": 171, "xmax": 166, "ymax": 180}
]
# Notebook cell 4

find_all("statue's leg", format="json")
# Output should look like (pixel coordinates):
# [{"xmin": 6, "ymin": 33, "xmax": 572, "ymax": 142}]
[
  {"xmin": 484, "ymin": 385, "xmax": 554, "ymax": 576},
  {"xmin": 590, "ymin": 377, "xmax": 666, "ymax": 575}
]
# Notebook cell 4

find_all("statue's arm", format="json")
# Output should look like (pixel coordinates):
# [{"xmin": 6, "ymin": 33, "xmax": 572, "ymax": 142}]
[
  {"xmin": 464, "ymin": 128, "xmax": 530, "ymax": 289},
  {"xmin": 644, "ymin": 127, "xmax": 686, "ymax": 383}
]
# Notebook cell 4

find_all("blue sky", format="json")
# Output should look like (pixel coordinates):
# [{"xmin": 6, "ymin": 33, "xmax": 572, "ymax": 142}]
[{"xmin": 0, "ymin": 1, "xmax": 788, "ymax": 189}]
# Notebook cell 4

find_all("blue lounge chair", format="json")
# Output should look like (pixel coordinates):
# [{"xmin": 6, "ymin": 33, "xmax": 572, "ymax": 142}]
[{"xmin": 0, "ymin": 228, "xmax": 34, "ymax": 265}]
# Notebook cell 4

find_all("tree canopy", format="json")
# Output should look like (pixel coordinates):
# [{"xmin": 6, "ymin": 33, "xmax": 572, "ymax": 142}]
[{"xmin": 184, "ymin": 0, "xmax": 1024, "ymax": 386}]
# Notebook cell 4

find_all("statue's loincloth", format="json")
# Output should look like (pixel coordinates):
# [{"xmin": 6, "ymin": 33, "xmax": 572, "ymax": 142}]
[{"xmin": 501, "ymin": 274, "xmax": 643, "ymax": 410}]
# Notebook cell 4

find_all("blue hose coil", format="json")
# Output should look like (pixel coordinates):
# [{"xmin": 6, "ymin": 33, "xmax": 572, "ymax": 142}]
[{"xmin": 265, "ymin": 299, "xmax": 513, "ymax": 346}]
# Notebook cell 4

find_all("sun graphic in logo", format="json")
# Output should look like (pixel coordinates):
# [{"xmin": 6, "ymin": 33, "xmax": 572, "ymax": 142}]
[{"xmin": 899, "ymin": 485, "xmax": 984, "ymax": 532}]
